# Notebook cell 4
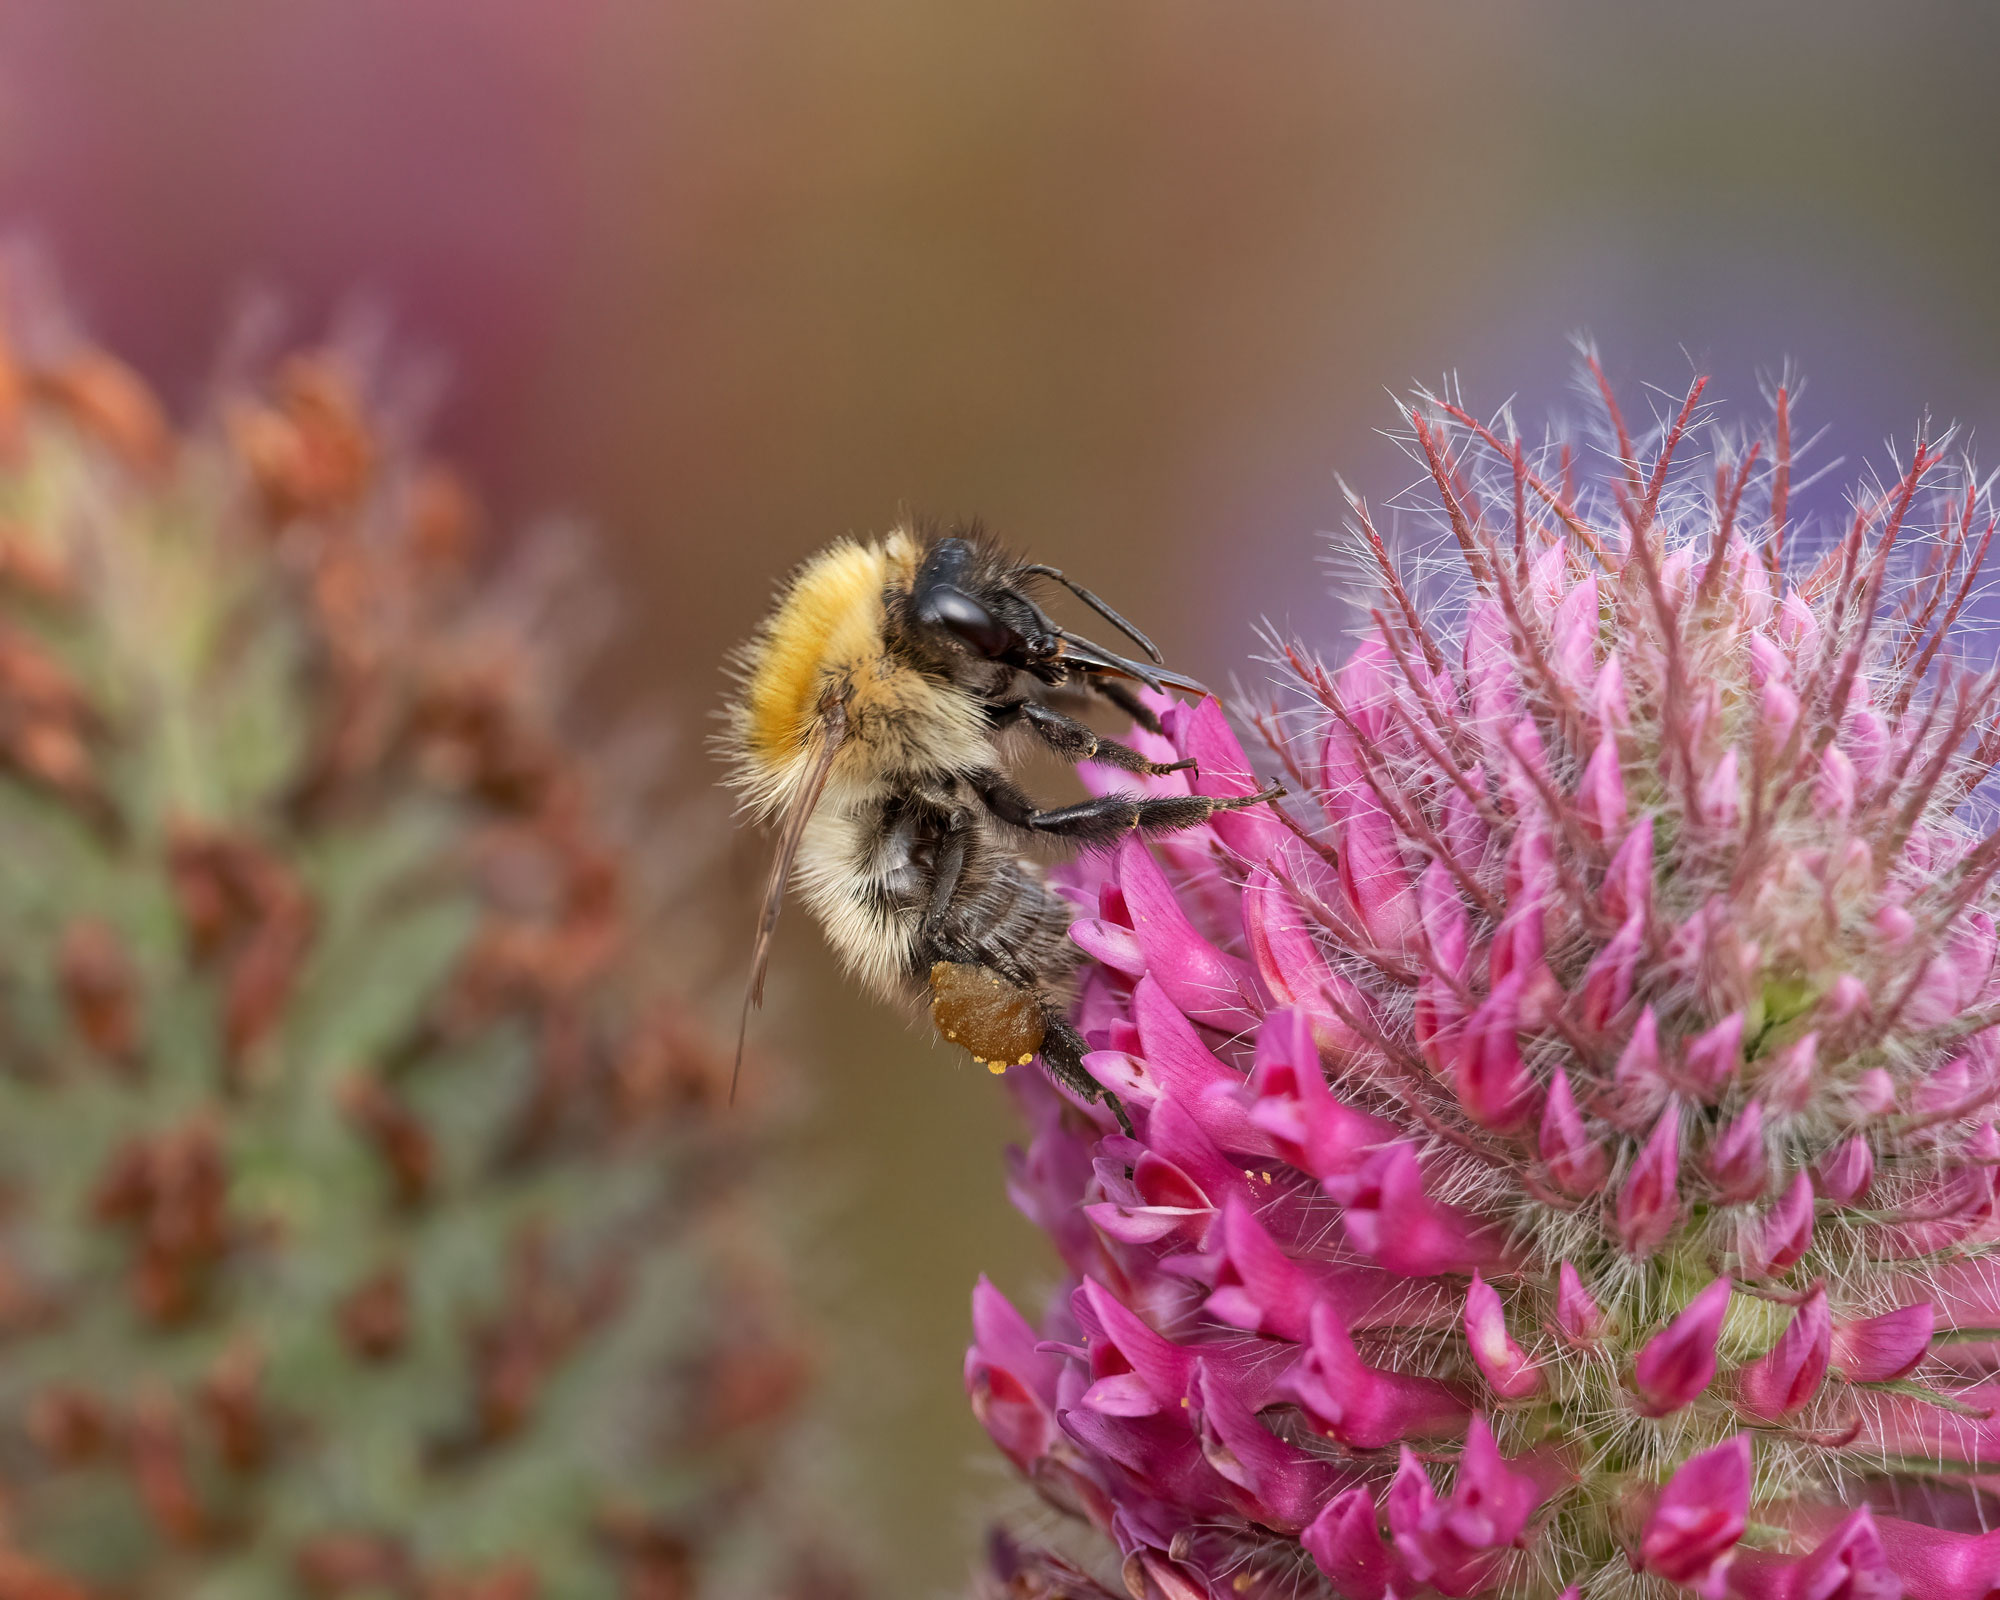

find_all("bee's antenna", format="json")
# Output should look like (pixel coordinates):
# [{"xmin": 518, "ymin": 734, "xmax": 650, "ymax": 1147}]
[{"xmin": 1018, "ymin": 564, "xmax": 1164, "ymax": 663}]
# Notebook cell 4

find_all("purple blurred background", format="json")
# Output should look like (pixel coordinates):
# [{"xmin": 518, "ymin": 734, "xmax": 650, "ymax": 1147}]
[{"xmin": 6, "ymin": 3, "xmax": 2000, "ymax": 1591}]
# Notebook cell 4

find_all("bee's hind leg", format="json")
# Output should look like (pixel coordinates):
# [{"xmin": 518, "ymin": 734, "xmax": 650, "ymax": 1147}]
[{"xmin": 1040, "ymin": 1010, "xmax": 1134, "ymax": 1138}]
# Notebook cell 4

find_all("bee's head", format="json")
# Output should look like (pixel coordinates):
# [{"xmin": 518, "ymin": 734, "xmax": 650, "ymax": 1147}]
[
  {"xmin": 902, "ymin": 535, "xmax": 1060, "ymax": 681},
  {"xmin": 898, "ymin": 529, "xmax": 1205, "ymax": 697}
]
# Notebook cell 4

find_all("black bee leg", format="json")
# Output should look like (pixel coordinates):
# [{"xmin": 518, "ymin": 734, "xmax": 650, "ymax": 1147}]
[
  {"xmin": 1040, "ymin": 1010, "xmax": 1133, "ymax": 1136},
  {"xmin": 916, "ymin": 817, "xmax": 975, "ymax": 958},
  {"xmin": 979, "ymin": 773, "xmax": 1285, "ymax": 847},
  {"xmin": 1016, "ymin": 702, "xmax": 1193, "ymax": 777}
]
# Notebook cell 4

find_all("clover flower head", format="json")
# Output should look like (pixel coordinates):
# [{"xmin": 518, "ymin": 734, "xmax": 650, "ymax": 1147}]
[{"xmin": 970, "ymin": 366, "xmax": 2000, "ymax": 1600}]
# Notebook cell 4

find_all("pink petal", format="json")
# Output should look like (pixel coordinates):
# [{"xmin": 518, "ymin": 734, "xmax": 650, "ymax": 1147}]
[
  {"xmin": 1242, "ymin": 868, "xmax": 1368, "ymax": 1059},
  {"xmin": 1593, "ymin": 654, "xmax": 1629, "ymax": 732},
  {"xmin": 1730, "ymin": 1508, "xmax": 1899, "ymax": 1600},
  {"xmin": 1327, "ymin": 1142, "xmax": 1508, "ymax": 1278},
  {"xmin": 1831, "ymin": 1303, "xmax": 1934, "ymax": 1383},
  {"xmin": 1189, "ymin": 1361, "xmax": 1345, "ymax": 1533},
  {"xmin": 1282, "ymin": 1301, "xmax": 1467, "ymax": 1450},
  {"xmin": 966, "ymin": 1278, "xmax": 1061, "ymax": 1467},
  {"xmin": 1303, "ymin": 1488, "xmax": 1405, "ymax": 1600},
  {"xmin": 1118, "ymin": 839, "xmax": 1264, "ymax": 1033},
  {"xmin": 1243, "ymin": 1007, "xmax": 1393, "ymax": 1181},
  {"xmin": 1419, "ymin": 860, "xmax": 1471, "ymax": 980},
  {"xmin": 1125, "ymin": 976, "xmax": 1269, "ymax": 1154},
  {"xmin": 1578, "ymin": 914, "xmax": 1644, "ymax": 1032},
  {"xmin": 1736, "ymin": 1284, "xmax": 1831, "ymax": 1419},
  {"xmin": 1632, "ymin": 1277, "xmax": 1732, "ymax": 1416},
  {"xmin": 1069, "ymin": 915, "xmax": 1147, "ymax": 975},
  {"xmin": 1639, "ymin": 1434, "xmax": 1750, "ymax": 1593},
  {"xmin": 1540, "ymin": 1068, "xmax": 1610, "ymax": 1196},
  {"xmin": 1683, "ymin": 1012, "xmax": 1746, "ymax": 1096},
  {"xmin": 1618, "ymin": 1101, "xmax": 1682, "ymax": 1257},
  {"xmin": 1708, "ymin": 1101, "xmax": 1769, "ymax": 1204},
  {"xmin": 1739, "ymin": 1170, "xmax": 1815, "ymax": 1278},
  {"xmin": 1318, "ymin": 712, "xmax": 1419, "ymax": 952},
  {"xmin": 1760, "ymin": 1032, "xmax": 1819, "ymax": 1115},
  {"xmin": 1455, "ymin": 972, "xmax": 1538, "ymax": 1131},
  {"xmin": 1555, "ymin": 1262, "xmax": 1605, "ymax": 1343},
  {"xmin": 1178, "ymin": 697, "xmax": 1291, "ymax": 867},
  {"xmin": 1552, "ymin": 576, "xmax": 1600, "ymax": 687},
  {"xmin": 1464, "ymin": 1272, "xmax": 1541, "ymax": 1399},
  {"xmin": 1700, "ymin": 747, "xmax": 1742, "ymax": 829},
  {"xmin": 1614, "ymin": 1007, "xmax": 1672, "ymax": 1126},
  {"xmin": 1578, "ymin": 733, "xmax": 1627, "ymax": 840},
  {"xmin": 1253, "ymin": 1027, "xmax": 1377, "ymax": 1173},
  {"xmin": 1760, "ymin": 676, "xmax": 1801, "ymax": 754},
  {"xmin": 1077, "ymin": 1277, "xmax": 1194, "ymax": 1416},
  {"xmin": 1603, "ymin": 817, "xmax": 1655, "ymax": 924},
  {"xmin": 1817, "ymin": 1137, "xmax": 1875, "ymax": 1204},
  {"xmin": 1204, "ymin": 1198, "xmax": 1321, "ymax": 1343},
  {"xmin": 1816, "ymin": 745, "xmax": 1857, "ymax": 820},
  {"xmin": 1872, "ymin": 1515, "xmax": 2000, "ymax": 1600}
]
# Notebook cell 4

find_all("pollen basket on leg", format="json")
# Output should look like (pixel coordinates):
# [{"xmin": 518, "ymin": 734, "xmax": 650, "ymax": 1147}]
[{"xmin": 930, "ymin": 961, "xmax": 1046, "ymax": 1072}]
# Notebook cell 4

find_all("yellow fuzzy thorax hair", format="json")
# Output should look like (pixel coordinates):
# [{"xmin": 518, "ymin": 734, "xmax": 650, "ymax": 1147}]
[{"xmin": 728, "ymin": 530, "xmax": 922, "ymax": 809}]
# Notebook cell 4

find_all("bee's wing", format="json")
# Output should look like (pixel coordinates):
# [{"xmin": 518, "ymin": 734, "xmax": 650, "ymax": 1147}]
[{"xmin": 732, "ymin": 695, "xmax": 849, "ymax": 1103}]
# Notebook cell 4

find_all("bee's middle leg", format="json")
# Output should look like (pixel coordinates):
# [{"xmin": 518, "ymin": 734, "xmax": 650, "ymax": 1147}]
[
  {"xmin": 1009, "ymin": 701, "xmax": 1193, "ymax": 778},
  {"xmin": 977, "ymin": 772, "xmax": 1285, "ymax": 847}
]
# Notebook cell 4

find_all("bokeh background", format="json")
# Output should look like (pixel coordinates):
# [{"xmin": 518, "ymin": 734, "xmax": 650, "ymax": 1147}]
[{"xmin": 5, "ymin": 3, "xmax": 2000, "ymax": 1593}]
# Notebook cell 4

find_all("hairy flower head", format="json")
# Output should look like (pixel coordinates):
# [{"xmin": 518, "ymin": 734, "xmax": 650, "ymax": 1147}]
[{"xmin": 970, "ymin": 367, "xmax": 2000, "ymax": 1600}]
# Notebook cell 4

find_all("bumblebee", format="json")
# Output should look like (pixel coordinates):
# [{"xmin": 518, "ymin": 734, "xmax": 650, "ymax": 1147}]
[{"xmin": 722, "ymin": 523, "xmax": 1277, "ymax": 1116}]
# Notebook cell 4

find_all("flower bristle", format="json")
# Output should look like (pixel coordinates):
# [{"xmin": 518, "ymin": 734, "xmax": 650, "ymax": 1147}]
[
  {"xmin": 970, "ymin": 365, "xmax": 2000, "ymax": 1600},
  {"xmin": 0, "ymin": 272, "xmax": 823, "ymax": 1596}
]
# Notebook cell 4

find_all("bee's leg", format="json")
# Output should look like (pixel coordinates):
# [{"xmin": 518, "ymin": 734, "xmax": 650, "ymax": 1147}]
[
  {"xmin": 978, "ymin": 772, "xmax": 1285, "ymax": 847},
  {"xmin": 1014, "ymin": 701, "xmax": 1193, "ymax": 778},
  {"xmin": 916, "ymin": 815, "xmax": 998, "ymax": 967},
  {"xmin": 1040, "ymin": 1009, "xmax": 1133, "ymax": 1137}
]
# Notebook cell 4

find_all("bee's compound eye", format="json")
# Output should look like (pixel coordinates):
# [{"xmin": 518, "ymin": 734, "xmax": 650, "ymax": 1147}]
[{"xmin": 919, "ymin": 585, "xmax": 1018, "ymax": 658}]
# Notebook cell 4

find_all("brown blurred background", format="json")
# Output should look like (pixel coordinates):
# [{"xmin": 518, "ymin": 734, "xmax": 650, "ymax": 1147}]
[{"xmin": 5, "ymin": 3, "xmax": 2000, "ymax": 1592}]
